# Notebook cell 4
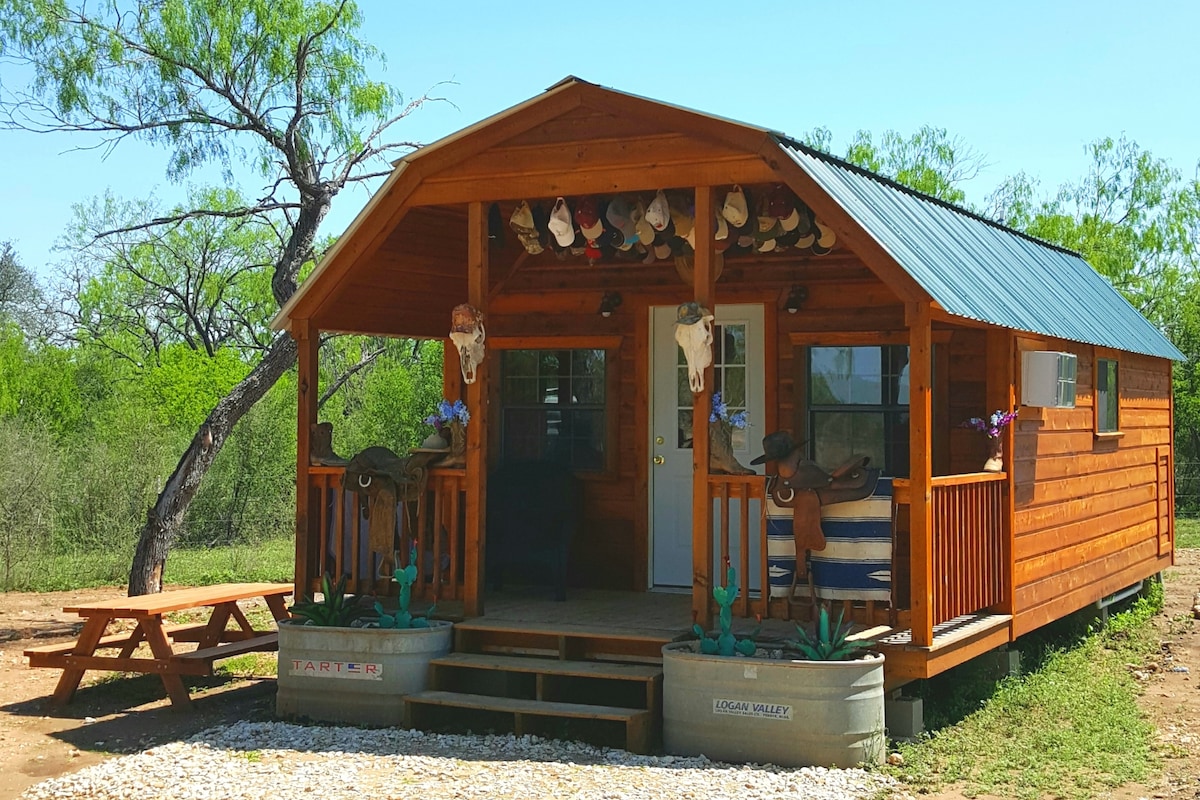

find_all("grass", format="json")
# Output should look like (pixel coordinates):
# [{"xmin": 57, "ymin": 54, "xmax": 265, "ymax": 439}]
[
  {"xmin": 891, "ymin": 582, "xmax": 1164, "ymax": 800},
  {"xmin": 215, "ymin": 652, "xmax": 278, "ymax": 678},
  {"xmin": 5, "ymin": 537, "xmax": 294, "ymax": 592},
  {"xmin": 1176, "ymin": 517, "xmax": 1200, "ymax": 549}
]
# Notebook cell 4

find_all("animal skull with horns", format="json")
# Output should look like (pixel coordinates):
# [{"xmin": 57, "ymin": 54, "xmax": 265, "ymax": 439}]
[
  {"xmin": 673, "ymin": 301, "xmax": 715, "ymax": 393},
  {"xmin": 449, "ymin": 303, "xmax": 486, "ymax": 384}
]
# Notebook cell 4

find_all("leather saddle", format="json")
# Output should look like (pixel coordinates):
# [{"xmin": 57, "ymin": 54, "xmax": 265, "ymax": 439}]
[{"xmin": 769, "ymin": 452, "xmax": 880, "ymax": 575}]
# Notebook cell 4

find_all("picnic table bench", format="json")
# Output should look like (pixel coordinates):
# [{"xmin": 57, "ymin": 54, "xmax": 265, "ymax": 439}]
[{"xmin": 24, "ymin": 582, "xmax": 292, "ymax": 709}]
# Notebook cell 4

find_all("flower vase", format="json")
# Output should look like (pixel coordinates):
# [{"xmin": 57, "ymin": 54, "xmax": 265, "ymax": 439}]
[
  {"xmin": 438, "ymin": 419, "xmax": 467, "ymax": 467},
  {"xmin": 983, "ymin": 436, "xmax": 1004, "ymax": 473},
  {"xmin": 709, "ymin": 420, "xmax": 754, "ymax": 475}
]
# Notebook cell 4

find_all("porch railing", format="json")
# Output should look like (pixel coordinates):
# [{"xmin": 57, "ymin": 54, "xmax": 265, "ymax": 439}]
[
  {"xmin": 893, "ymin": 472, "xmax": 1008, "ymax": 639},
  {"xmin": 706, "ymin": 475, "xmax": 770, "ymax": 619},
  {"xmin": 305, "ymin": 466, "xmax": 467, "ymax": 601}
]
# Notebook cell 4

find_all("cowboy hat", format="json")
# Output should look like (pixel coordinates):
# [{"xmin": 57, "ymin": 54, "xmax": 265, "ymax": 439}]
[
  {"xmin": 750, "ymin": 431, "xmax": 798, "ymax": 465},
  {"xmin": 674, "ymin": 301, "xmax": 710, "ymax": 326}
]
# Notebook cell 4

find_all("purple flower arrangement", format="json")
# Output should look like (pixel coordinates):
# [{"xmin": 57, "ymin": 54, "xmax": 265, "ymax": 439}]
[
  {"xmin": 709, "ymin": 391, "xmax": 748, "ymax": 429},
  {"xmin": 425, "ymin": 399, "xmax": 470, "ymax": 432},
  {"xmin": 962, "ymin": 409, "xmax": 1016, "ymax": 439}
]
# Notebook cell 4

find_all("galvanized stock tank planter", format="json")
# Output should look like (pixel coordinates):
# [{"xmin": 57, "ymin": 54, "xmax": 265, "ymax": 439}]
[
  {"xmin": 277, "ymin": 620, "xmax": 453, "ymax": 727},
  {"xmin": 661, "ymin": 642, "xmax": 886, "ymax": 768}
]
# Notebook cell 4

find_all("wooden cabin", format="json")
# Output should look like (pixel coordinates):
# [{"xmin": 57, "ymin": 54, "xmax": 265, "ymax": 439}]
[{"xmin": 272, "ymin": 78, "xmax": 1180, "ymax": 687}]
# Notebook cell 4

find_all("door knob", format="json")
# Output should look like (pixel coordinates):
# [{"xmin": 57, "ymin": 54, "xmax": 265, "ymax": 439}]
[{"xmin": 653, "ymin": 455, "xmax": 665, "ymax": 465}]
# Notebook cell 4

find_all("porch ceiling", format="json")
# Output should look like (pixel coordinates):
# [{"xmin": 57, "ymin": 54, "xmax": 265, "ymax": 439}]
[{"xmin": 272, "ymin": 77, "xmax": 926, "ymax": 337}]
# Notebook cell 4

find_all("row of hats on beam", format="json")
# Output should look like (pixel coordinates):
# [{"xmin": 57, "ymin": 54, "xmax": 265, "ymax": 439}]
[{"xmin": 504, "ymin": 185, "xmax": 838, "ymax": 264}]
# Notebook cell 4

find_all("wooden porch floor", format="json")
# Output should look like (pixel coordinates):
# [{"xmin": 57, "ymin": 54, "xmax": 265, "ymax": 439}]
[
  {"xmin": 432, "ymin": 588, "xmax": 1013, "ymax": 684},
  {"xmin": 434, "ymin": 588, "xmax": 693, "ymax": 638}
]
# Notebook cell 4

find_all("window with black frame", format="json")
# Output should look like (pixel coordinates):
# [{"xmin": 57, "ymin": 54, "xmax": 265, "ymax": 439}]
[
  {"xmin": 807, "ymin": 345, "xmax": 910, "ymax": 477},
  {"xmin": 1096, "ymin": 357, "xmax": 1120, "ymax": 433},
  {"xmin": 499, "ymin": 349, "xmax": 607, "ymax": 471}
]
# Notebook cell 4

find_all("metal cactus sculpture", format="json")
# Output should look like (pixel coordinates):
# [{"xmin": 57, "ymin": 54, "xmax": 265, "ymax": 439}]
[
  {"xmin": 693, "ymin": 559, "xmax": 758, "ymax": 656},
  {"xmin": 375, "ymin": 543, "xmax": 437, "ymax": 629}
]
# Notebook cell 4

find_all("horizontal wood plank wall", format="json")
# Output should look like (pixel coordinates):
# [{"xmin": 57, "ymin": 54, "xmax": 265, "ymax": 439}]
[
  {"xmin": 775, "ymin": 277, "xmax": 905, "ymax": 438},
  {"xmin": 946, "ymin": 329, "xmax": 988, "ymax": 475},
  {"xmin": 1012, "ymin": 339, "xmax": 1173, "ymax": 636}
]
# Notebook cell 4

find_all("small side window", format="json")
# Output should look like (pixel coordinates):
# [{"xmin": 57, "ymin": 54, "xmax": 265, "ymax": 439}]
[{"xmin": 1095, "ymin": 358, "xmax": 1119, "ymax": 434}]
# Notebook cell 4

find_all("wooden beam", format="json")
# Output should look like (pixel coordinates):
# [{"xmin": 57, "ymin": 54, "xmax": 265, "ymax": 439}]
[
  {"xmin": 293, "ymin": 319, "xmax": 319, "ymax": 603},
  {"xmin": 408, "ymin": 157, "xmax": 776, "ymax": 206},
  {"xmin": 907, "ymin": 301, "xmax": 934, "ymax": 647},
  {"xmin": 691, "ymin": 186, "xmax": 717, "ymax": 627},
  {"xmin": 985, "ymin": 328, "xmax": 1016, "ymax": 617},
  {"xmin": 443, "ymin": 340, "xmax": 461, "ymax": 404},
  {"xmin": 464, "ymin": 202, "xmax": 489, "ymax": 617},
  {"xmin": 489, "ymin": 335, "xmax": 623, "ymax": 351},
  {"xmin": 488, "ymin": 251, "xmax": 529, "ymax": 301}
]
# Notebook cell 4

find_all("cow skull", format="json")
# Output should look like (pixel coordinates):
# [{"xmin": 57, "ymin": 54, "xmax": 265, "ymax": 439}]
[
  {"xmin": 450, "ymin": 303, "xmax": 486, "ymax": 384},
  {"xmin": 674, "ymin": 310, "xmax": 715, "ymax": 393}
]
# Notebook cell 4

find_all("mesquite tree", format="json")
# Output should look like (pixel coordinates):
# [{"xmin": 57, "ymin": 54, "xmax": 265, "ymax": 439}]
[{"xmin": 0, "ymin": 0, "xmax": 433, "ymax": 593}]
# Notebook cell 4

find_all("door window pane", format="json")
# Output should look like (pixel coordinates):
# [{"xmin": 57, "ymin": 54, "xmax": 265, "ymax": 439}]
[
  {"xmin": 500, "ymin": 349, "xmax": 607, "ymax": 471},
  {"xmin": 676, "ymin": 323, "xmax": 748, "ymax": 449}
]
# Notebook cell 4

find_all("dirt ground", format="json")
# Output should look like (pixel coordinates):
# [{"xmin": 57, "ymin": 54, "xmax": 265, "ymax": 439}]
[{"xmin": 1, "ymin": 556, "xmax": 1198, "ymax": 800}]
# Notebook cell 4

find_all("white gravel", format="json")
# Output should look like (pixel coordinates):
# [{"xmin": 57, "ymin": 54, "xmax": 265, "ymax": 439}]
[{"xmin": 21, "ymin": 721, "xmax": 901, "ymax": 799}]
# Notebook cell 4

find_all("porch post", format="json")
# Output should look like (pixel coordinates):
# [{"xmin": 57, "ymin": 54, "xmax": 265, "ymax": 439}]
[
  {"xmin": 691, "ymin": 186, "xmax": 716, "ymax": 627},
  {"xmin": 907, "ymin": 301, "xmax": 934, "ymax": 647},
  {"xmin": 463, "ymin": 201, "xmax": 489, "ymax": 617},
  {"xmin": 294, "ymin": 318, "xmax": 319, "ymax": 602},
  {"xmin": 443, "ymin": 340, "xmax": 462, "ymax": 401},
  {"xmin": 985, "ymin": 328, "xmax": 1016, "ymax": 615}
]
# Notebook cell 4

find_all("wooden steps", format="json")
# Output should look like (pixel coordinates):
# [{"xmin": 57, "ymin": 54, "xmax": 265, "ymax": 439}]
[
  {"xmin": 404, "ymin": 691, "xmax": 653, "ymax": 754},
  {"xmin": 405, "ymin": 649, "xmax": 664, "ymax": 754},
  {"xmin": 453, "ymin": 620, "xmax": 679, "ymax": 664}
]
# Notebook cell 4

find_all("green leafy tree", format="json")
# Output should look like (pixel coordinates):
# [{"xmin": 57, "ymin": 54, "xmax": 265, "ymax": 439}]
[
  {"xmin": 987, "ymin": 136, "xmax": 1200, "ymax": 327},
  {"xmin": 802, "ymin": 125, "xmax": 987, "ymax": 204},
  {"xmin": 0, "ymin": 242, "xmax": 46, "ymax": 337},
  {"xmin": 0, "ymin": 0, "xmax": 435, "ymax": 593}
]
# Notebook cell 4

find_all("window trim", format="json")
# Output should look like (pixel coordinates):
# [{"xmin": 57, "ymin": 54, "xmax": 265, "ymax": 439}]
[
  {"xmin": 489, "ymin": 336, "xmax": 622, "ymax": 479},
  {"xmin": 1093, "ymin": 347, "xmax": 1123, "ymax": 438},
  {"xmin": 803, "ymin": 342, "xmax": 912, "ymax": 478}
]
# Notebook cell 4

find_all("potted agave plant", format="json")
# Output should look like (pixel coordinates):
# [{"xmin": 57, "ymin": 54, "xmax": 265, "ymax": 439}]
[
  {"xmin": 276, "ymin": 546, "xmax": 453, "ymax": 726},
  {"xmin": 662, "ymin": 566, "xmax": 885, "ymax": 768}
]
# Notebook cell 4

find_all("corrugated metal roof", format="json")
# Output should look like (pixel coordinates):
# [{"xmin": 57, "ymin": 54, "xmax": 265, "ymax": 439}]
[{"xmin": 778, "ymin": 137, "xmax": 1183, "ymax": 361}]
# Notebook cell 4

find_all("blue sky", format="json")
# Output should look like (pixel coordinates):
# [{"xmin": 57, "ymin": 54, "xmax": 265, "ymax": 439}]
[{"xmin": 3, "ymin": 0, "xmax": 1199, "ymax": 278}]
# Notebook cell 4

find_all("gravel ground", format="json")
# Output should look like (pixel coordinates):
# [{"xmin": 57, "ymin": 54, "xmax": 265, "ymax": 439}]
[{"xmin": 20, "ymin": 721, "xmax": 901, "ymax": 800}]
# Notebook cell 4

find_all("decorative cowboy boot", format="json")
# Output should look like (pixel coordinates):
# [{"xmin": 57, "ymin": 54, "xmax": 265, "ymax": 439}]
[{"xmin": 708, "ymin": 420, "xmax": 754, "ymax": 475}]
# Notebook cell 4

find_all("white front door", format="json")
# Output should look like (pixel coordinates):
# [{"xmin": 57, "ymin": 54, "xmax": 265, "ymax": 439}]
[{"xmin": 650, "ymin": 304, "xmax": 765, "ymax": 588}]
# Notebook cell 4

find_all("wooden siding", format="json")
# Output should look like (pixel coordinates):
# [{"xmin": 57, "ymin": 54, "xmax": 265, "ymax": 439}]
[{"xmin": 1011, "ymin": 338, "xmax": 1173, "ymax": 636}]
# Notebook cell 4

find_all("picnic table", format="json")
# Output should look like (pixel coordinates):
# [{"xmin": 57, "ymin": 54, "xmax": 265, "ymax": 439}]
[{"xmin": 24, "ymin": 582, "xmax": 292, "ymax": 709}]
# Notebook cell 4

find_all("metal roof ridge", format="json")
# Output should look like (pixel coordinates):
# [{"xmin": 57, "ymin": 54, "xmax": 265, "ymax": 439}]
[{"xmin": 772, "ymin": 133, "xmax": 1085, "ymax": 261}]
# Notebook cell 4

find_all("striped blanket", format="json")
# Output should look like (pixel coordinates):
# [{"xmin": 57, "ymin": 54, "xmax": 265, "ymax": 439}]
[{"xmin": 766, "ymin": 478, "xmax": 893, "ymax": 601}]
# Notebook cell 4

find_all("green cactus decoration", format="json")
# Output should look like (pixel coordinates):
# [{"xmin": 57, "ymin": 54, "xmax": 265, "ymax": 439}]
[
  {"xmin": 693, "ymin": 561, "xmax": 758, "ymax": 656},
  {"xmin": 375, "ymin": 543, "xmax": 437, "ymax": 629},
  {"xmin": 786, "ymin": 605, "xmax": 876, "ymax": 661},
  {"xmin": 289, "ymin": 572, "xmax": 369, "ymax": 627}
]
